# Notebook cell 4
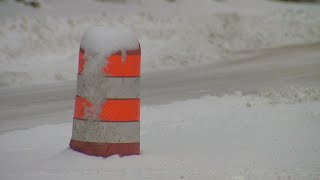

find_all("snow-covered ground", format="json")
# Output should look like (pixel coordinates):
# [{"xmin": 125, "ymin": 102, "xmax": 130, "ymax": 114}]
[
  {"xmin": 0, "ymin": 0, "xmax": 320, "ymax": 179},
  {"xmin": 1, "ymin": 94, "xmax": 320, "ymax": 180}
]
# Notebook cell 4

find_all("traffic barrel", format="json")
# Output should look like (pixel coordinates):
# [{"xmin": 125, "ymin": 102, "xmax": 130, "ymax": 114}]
[{"xmin": 70, "ymin": 27, "xmax": 140, "ymax": 157}]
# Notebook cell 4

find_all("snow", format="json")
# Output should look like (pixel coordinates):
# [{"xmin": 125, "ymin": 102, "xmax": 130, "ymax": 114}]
[
  {"xmin": 0, "ymin": 0, "xmax": 320, "ymax": 88},
  {"xmin": 0, "ymin": 0, "xmax": 320, "ymax": 179},
  {"xmin": 80, "ymin": 26, "xmax": 138, "ymax": 56},
  {"xmin": 0, "ymin": 93, "xmax": 320, "ymax": 179}
]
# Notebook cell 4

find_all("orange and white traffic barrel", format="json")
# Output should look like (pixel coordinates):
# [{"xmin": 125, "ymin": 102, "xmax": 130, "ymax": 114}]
[{"xmin": 70, "ymin": 27, "xmax": 140, "ymax": 157}]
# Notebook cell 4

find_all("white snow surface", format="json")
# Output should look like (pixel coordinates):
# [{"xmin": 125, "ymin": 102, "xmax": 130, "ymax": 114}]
[
  {"xmin": 80, "ymin": 26, "xmax": 139, "ymax": 56},
  {"xmin": 1, "ymin": 94, "xmax": 320, "ymax": 180},
  {"xmin": 0, "ymin": 0, "xmax": 320, "ymax": 87}
]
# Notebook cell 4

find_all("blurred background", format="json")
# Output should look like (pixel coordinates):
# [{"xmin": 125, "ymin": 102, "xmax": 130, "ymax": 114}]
[{"xmin": 0, "ymin": 0, "xmax": 319, "ymax": 88}]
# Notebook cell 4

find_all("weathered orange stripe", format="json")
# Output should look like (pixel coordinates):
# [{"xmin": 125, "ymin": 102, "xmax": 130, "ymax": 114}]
[
  {"xmin": 78, "ymin": 48, "xmax": 141, "ymax": 76},
  {"xmin": 70, "ymin": 140, "xmax": 140, "ymax": 157},
  {"xmin": 74, "ymin": 96, "xmax": 140, "ymax": 122}
]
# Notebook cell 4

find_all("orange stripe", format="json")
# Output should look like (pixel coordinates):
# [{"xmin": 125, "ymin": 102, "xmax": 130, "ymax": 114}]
[
  {"xmin": 70, "ymin": 140, "xmax": 140, "ymax": 157},
  {"xmin": 78, "ymin": 48, "xmax": 141, "ymax": 76},
  {"xmin": 74, "ymin": 96, "xmax": 140, "ymax": 122},
  {"xmin": 100, "ymin": 98, "xmax": 140, "ymax": 121},
  {"xmin": 103, "ymin": 54, "xmax": 140, "ymax": 77}
]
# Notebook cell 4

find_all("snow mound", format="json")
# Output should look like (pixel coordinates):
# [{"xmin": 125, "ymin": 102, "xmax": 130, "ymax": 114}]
[
  {"xmin": 230, "ymin": 87, "xmax": 320, "ymax": 108},
  {"xmin": 259, "ymin": 86, "xmax": 320, "ymax": 104}
]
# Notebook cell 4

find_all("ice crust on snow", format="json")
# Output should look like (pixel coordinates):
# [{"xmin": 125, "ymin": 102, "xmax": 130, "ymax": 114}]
[{"xmin": 79, "ymin": 26, "xmax": 138, "ymax": 120}]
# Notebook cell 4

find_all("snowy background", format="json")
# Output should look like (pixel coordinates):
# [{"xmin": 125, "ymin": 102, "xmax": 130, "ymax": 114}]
[
  {"xmin": 0, "ymin": 0, "xmax": 320, "ymax": 87},
  {"xmin": 0, "ymin": 0, "xmax": 320, "ymax": 179}
]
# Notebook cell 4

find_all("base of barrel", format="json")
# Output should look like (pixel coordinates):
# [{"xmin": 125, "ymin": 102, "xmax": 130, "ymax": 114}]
[{"xmin": 70, "ymin": 140, "xmax": 140, "ymax": 157}]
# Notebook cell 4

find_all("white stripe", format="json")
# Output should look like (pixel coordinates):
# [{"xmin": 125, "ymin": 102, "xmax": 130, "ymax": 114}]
[
  {"xmin": 71, "ymin": 119, "xmax": 140, "ymax": 143},
  {"xmin": 77, "ymin": 75, "xmax": 140, "ymax": 99}
]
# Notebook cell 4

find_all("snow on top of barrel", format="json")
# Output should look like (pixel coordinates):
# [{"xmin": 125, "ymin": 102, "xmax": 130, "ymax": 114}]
[{"xmin": 80, "ymin": 26, "xmax": 139, "ymax": 56}]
